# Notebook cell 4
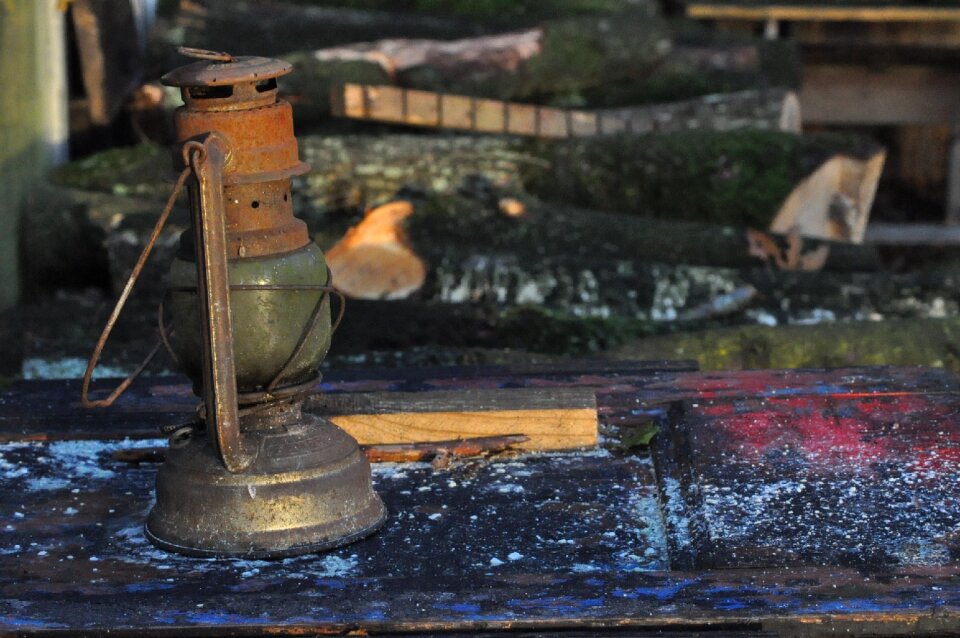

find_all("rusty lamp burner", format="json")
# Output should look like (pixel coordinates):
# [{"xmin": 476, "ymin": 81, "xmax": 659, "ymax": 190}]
[{"xmin": 81, "ymin": 48, "xmax": 386, "ymax": 558}]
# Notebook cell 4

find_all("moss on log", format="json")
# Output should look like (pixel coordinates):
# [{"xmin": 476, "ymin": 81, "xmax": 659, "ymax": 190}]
[
  {"xmin": 610, "ymin": 319, "xmax": 960, "ymax": 372},
  {"xmin": 48, "ymin": 143, "xmax": 170, "ymax": 200},
  {"xmin": 52, "ymin": 132, "xmax": 881, "ymax": 239}
]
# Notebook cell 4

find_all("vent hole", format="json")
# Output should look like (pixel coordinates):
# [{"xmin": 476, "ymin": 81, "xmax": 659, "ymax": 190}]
[
  {"xmin": 251, "ymin": 201, "xmax": 260, "ymax": 209},
  {"xmin": 188, "ymin": 85, "xmax": 233, "ymax": 99},
  {"xmin": 255, "ymin": 79, "xmax": 278, "ymax": 93},
  {"xmin": 283, "ymin": 193, "xmax": 288, "ymax": 201}
]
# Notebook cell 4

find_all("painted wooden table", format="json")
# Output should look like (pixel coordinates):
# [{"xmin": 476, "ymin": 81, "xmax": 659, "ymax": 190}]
[{"xmin": 1, "ymin": 361, "xmax": 960, "ymax": 635}]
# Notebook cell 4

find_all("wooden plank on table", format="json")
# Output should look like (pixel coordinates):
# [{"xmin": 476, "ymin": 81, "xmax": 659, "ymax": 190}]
[
  {"xmin": 315, "ymin": 387, "xmax": 598, "ymax": 451},
  {"xmin": 687, "ymin": 4, "xmax": 960, "ymax": 23},
  {"xmin": 801, "ymin": 65, "xmax": 960, "ymax": 125}
]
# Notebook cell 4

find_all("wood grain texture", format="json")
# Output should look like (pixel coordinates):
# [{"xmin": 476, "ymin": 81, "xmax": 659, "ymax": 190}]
[
  {"xmin": 688, "ymin": 4, "xmax": 960, "ymax": 23},
  {"xmin": 318, "ymin": 387, "xmax": 598, "ymax": 450}
]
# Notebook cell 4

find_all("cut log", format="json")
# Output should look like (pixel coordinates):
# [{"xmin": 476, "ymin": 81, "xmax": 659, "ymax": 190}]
[
  {"xmin": 332, "ymin": 84, "xmax": 802, "ymax": 136},
  {"xmin": 310, "ymin": 387, "xmax": 598, "ymax": 451},
  {"xmin": 282, "ymin": 13, "xmax": 671, "ymax": 116},
  {"xmin": 296, "ymin": 131, "xmax": 882, "ymax": 239},
  {"xmin": 768, "ymin": 148, "xmax": 886, "ymax": 243},
  {"xmin": 325, "ymin": 201, "xmax": 427, "ymax": 300},
  {"xmin": 524, "ymin": 130, "xmax": 885, "ymax": 242}
]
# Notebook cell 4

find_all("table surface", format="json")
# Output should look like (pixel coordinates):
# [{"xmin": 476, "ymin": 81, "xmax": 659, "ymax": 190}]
[{"xmin": 2, "ymin": 361, "xmax": 960, "ymax": 636}]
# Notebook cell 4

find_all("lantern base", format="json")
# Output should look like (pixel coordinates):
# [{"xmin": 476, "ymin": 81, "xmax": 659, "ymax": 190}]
[{"xmin": 145, "ymin": 412, "xmax": 386, "ymax": 559}]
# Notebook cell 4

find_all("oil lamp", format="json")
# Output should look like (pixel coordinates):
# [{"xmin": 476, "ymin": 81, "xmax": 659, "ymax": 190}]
[{"xmin": 81, "ymin": 48, "xmax": 386, "ymax": 558}]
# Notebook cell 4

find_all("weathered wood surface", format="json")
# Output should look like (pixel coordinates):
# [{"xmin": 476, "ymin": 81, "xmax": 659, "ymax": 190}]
[
  {"xmin": 3, "ymin": 363, "xmax": 960, "ymax": 634},
  {"xmin": 655, "ymin": 389, "xmax": 960, "ymax": 570},
  {"xmin": 332, "ymin": 84, "xmax": 801, "ymax": 136},
  {"xmin": 687, "ymin": 4, "xmax": 960, "ymax": 23}
]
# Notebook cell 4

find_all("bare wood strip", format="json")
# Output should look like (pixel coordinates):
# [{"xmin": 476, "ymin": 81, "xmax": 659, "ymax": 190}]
[
  {"xmin": 333, "ymin": 84, "xmax": 800, "ymax": 136},
  {"xmin": 331, "ymin": 409, "xmax": 596, "ymax": 451},
  {"xmin": 687, "ymin": 4, "xmax": 960, "ymax": 23}
]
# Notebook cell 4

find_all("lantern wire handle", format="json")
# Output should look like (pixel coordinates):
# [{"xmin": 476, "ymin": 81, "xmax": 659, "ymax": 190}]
[
  {"xmin": 177, "ymin": 47, "xmax": 234, "ymax": 63},
  {"xmin": 80, "ymin": 155, "xmax": 198, "ymax": 408}
]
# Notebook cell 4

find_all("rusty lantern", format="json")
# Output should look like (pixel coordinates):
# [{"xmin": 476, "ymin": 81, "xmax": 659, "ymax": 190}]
[{"xmin": 81, "ymin": 48, "xmax": 386, "ymax": 558}]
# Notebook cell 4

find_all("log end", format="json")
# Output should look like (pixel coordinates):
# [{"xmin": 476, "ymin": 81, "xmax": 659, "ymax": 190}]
[{"xmin": 326, "ymin": 200, "xmax": 427, "ymax": 300}]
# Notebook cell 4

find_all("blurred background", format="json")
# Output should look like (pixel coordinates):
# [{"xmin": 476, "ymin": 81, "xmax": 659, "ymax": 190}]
[{"xmin": 3, "ymin": 0, "xmax": 960, "ymax": 382}]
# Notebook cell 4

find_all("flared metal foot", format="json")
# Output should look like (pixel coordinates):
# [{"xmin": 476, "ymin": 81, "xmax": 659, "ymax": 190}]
[{"xmin": 145, "ymin": 413, "xmax": 386, "ymax": 559}]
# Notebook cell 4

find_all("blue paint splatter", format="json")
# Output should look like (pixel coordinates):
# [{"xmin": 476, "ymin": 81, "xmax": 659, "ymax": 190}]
[
  {"xmin": 0, "ymin": 615, "xmax": 68, "ymax": 629},
  {"xmin": 434, "ymin": 602, "xmax": 481, "ymax": 613},
  {"xmin": 125, "ymin": 582, "xmax": 175, "ymax": 593},
  {"xmin": 613, "ymin": 578, "xmax": 698, "ymax": 601}
]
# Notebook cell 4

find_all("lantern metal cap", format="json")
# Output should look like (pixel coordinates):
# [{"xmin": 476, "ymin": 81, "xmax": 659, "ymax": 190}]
[{"xmin": 161, "ymin": 48, "xmax": 292, "ymax": 87}]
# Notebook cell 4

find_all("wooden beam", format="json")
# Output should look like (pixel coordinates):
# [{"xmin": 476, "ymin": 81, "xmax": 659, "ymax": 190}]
[
  {"xmin": 863, "ymin": 222, "xmax": 960, "ymax": 245},
  {"xmin": 309, "ymin": 387, "xmax": 598, "ymax": 451},
  {"xmin": 800, "ymin": 65, "xmax": 960, "ymax": 125},
  {"xmin": 688, "ymin": 4, "xmax": 960, "ymax": 23}
]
